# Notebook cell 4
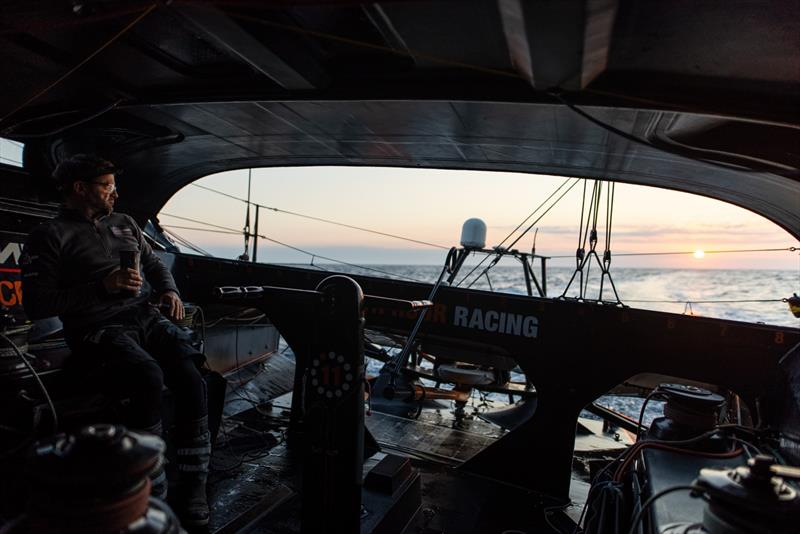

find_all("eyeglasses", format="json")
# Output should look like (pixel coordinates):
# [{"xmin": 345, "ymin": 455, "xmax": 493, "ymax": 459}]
[{"xmin": 86, "ymin": 181, "xmax": 117, "ymax": 193}]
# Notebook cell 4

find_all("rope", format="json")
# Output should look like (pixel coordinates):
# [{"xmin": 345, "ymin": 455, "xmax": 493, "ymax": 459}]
[
  {"xmin": 241, "ymin": 168, "xmax": 252, "ymax": 259},
  {"xmin": 189, "ymin": 183, "xmax": 246, "ymax": 203},
  {"xmin": 161, "ymin": 228, "xmax": 212, "ymax": 256},
  {"xmin": 253, "ymin": 234, "xmax": 423, "ymax": 282},
  {"xmin": 161, "ymin": 224, "xmax": 239, "ymax": 235},
  {"xmin": 548, "ymin": 246, "xmax": 797, "ymax": 258},
  {"xmin": 0, "ymin": 3, "xmax": 159, "ymax": 129},
  {"xmin": 578, "ymin": 181, "xmax": 599, "ymax": 262},
  {"xmin": 161, "ymin": 212, "xmax": 242, "ymax": 233},
  {"xmin": 0, "ymin": 4, "xmax": 152, "ymax": 37},
  {"xmin": 160, "ymin": 212, "xmax": 424, "ymax": 282},
  {"xmin": 227, "ymin": 11, "xmax": 522, "ymax": 80},
  {"xmin": 0, "ymin": 333, "xmax": 58, "ymax": 433},
  {"xmin": 505, "ymin": 179, "xmax": 581, "ymax": 252},
  {"xmin": 590, "ymin": 180, "xmax": 601, "ymax": 242},
  {"xmin": 457, "ymin": 177, "xmax": 579, "ymax": 288},
  {"xmin": 605, "ymin": 182, "xmax": 615, "ymax": 257},
  {"xmin": 576, "ymin": 179, "xmax": 587, "ymax": 262},
  {"xmin": 496, "ymin": 177, "xmax": 577, "ymax": 252},
  {"xmin": 0, "ymin": 195, "xmax": 60, "ymax": 209},
  {"xmin": 583, "ymin": 181, "xmax": 602, "ymax": 295},
  {"xmin": 7, "ymin": 99, "xmax": 124, "ymax": 138},
  {"xmin": 560, "ymin": 179, "xmax": 622, "ymax": 303},
  {"xmin": 626, "ymin": 298, "xmax": 787, "ymax": 304},
  {"xmin": 626, "ymin": 485, "xmax": 700, "ymax": 534},
  {"xmin": 190, "ymin": 183, "xmax": 449, "ymax": 249}
]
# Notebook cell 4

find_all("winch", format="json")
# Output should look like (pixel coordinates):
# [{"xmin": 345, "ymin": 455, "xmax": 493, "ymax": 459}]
[
  {"xmin": 646, "ymin": 383, "xmax": 726, "ymax": 443},
  {"xmin": 663, "ymin": 455, "xmax": 800, "ymax": 534},
  {"xmin": 16, "ymin": 424, "xmax": 180, "ymax": 533}
]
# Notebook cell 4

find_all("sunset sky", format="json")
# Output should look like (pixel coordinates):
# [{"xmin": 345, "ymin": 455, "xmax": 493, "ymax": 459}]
[{"xmin": 160, "ymin": 166, "xmax": 799, "ymax": 271}]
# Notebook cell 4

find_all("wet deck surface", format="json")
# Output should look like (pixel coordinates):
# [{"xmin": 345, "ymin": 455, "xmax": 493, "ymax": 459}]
[{"xmin": 205, "ymin": 354, "xmax": 626, "ymax": 533}]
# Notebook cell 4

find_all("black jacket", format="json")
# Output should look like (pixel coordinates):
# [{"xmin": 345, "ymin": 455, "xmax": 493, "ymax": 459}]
[{"xmin": 21, "ymin": 208, "xmax": 179, "ymax": 330}]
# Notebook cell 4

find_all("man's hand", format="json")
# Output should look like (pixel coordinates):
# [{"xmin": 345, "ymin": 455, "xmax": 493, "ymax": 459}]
[
  {"xmin": 159, "ymin": 290, "xmax": 184, "ymax": 320},
  {"xmin": 103, "ymin": 268, "xmax": 143, "ymax": 294}
]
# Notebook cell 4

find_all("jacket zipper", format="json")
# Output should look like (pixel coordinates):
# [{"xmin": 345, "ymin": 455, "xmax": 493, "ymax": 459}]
[{"xmin": 93, "ymin": 221, "xmax": 111, "ymax": 257}]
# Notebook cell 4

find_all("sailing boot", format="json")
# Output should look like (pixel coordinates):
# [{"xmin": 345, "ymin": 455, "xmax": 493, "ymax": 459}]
[
  {"xmin": 172, "ymin": 416, "xmax": 211, "ymax": 527},
  {"xmin": 141, "ymin": 420, "xmax": 168, "ymax": 500}
]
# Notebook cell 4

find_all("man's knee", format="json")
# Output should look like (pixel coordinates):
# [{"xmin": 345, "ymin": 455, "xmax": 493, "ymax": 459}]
[
  {"xmin": 135, "ymin": 359, "xmax": 165, "ymax": 393},
  {"xmin": 172, "ymin": 360, "xmax": 207, "ymax": 400},
  {"xmin": 165, "ymin": 359, "xmax": 208, "ymax": 420},
  {"xmin": 121, "ymin": 359, "xmax": 165, "ymax": 430}
]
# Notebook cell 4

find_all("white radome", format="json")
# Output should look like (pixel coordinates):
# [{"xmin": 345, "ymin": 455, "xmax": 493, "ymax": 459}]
[{"xmin": 460, "ymin": 218, "xmax": 487, "ymax": 249}]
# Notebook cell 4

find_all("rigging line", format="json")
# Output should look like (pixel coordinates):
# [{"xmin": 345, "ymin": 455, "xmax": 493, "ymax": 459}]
[
  {"xmin": 604, "ymin": 182, "xmax": 613, "ymax": 252},
  {"xmin": 246, "ymin": 169, "xmax": 252, "ymax": 205},
  {"xmin": 161, "ymin": 212, "xmax": 423, "ymax": 282},
  {"xmin": 190, "ymin": 183, "xmax": 450, "ymax": 249},
  {"xmin": 0, "ymin": 3, "xmax": 159, "ymax": 129},
  {"xmin": 577, "ymin": 179, "xmax": 587, "ymax": 252},
  {"xmin": 162, "ymin": 226, "xmax": 211, "ymax": 253},
  {"xmin": 582, "ymin": 180, "xmax": 599, "ymax": 251},
  {"xmin": 161, "ymin": 212, "xmax": 246, "ymax": 233},
  {"xmin": 576, "ymin": 181, "xmax": 595, "ymax": 257},
  {"xmin": 582, "ymin": 253, "xmax": 591, "ymax": 296},
  {"xmin": 0, "ymin": 202, "xmax": 59, "ymax": 217},
  {"xmin": 166, "ymin": 234, "xmax": 203, "ymax": 254},
  {"xmin": 626, "ymin": 298, "xmax": 786, "ymax": 304},
  {"xmin": 504, "ymin": 178, "xmax": 582, "ymax": 252},
  {"xmin": 6, "ymin": 99, "xmax": 124, "ymax": 138},
  {"xmin": 227, "ymin": 11, "xmax": 522, "ymax": 81},
  {"xmin": 591, "ymin": 181, "xmax": 601, "ymax": 235},
  {"xmin": 162, "ymin": 229, "xmax": 212, "ymax": 256},
  {"xmin": 499, "ymin": 177, "xmax": 576, "ymax": 250},
  {"xmin": 0, "ymin": 3, "xmax": 154, "ymax": 37},
  {"xmin": 455, "ymin": 177, "xmax": 577, "ymax": 287},
  {"xmin": 242, "ymin": 168, "xmax": 252, "ymax": 257},
  {"xmin": 253, "ymin": 234, "xmax": 423, "ymax": 283},
  {"xmin": 608, "ymin": 183, "xmax": 615, "ymax": 251},
  {"xmin": 0, "ymin": 195, "xmax": 60, "ymax": 208},
  {"xmin": 191, "ymin": 182, "xmax": 245, "ymax": 203},
  {"xmin": 262, "ymin": 207, "xmax": 449, "ymax": 249},
  {"xmin": 161, "ymin": 224, "xmax": 240, "ymax": 235},
  {"xmin": 547, "ymin": 246, "xmax": 797, "ymax": 258},
  {"xmin": 167, "ymin": 232, "xmax": 216, "ymax": 256},
  {"xmin": 464, "ymin": 178, "xmax": 580, "ymax": 289},
  {"xmin": 0, "ymin": 208, "xmax": 56, "ymax": 221}
]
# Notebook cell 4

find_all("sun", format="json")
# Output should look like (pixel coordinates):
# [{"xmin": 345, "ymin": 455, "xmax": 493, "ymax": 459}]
[{"xmin": 693, "ymin": 249, "xmax": 705, "ymax": 259}]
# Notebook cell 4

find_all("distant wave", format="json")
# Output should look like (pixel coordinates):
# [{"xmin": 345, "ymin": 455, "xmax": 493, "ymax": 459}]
[{"xmin": 300, "ymin": 264, "xmax": 799, "ymax": 328}]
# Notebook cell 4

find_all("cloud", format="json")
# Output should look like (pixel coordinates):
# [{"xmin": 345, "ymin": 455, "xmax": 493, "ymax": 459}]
[{"xmin": 488, "ymin": 223, "xmax": 792, "ymax": 241}]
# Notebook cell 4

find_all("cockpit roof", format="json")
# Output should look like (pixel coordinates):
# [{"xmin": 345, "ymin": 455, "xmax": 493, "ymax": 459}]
[{"xmin": 1, "ymin": 1, "xmax": 798, "ymax": 236}]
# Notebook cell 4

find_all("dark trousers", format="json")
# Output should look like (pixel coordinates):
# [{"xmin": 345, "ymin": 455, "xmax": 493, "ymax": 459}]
[{"xmin": 65, "ymin": 304, "xmax": 208, "ymax": 430}]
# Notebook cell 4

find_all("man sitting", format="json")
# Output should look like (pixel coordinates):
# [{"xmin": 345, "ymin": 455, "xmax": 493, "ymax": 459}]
[{"xmin": 21, "ymin": 154, "xmax": 210, "ymax": 527}]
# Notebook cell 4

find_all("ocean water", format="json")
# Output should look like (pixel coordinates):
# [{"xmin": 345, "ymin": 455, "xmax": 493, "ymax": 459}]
[
  {"xmin": 305, "ymin": 265, "xmax": 798, "ymax": 423},
  {"xmin": 311, "ymin": 264, "xmax": 799, "ymax": 328}
]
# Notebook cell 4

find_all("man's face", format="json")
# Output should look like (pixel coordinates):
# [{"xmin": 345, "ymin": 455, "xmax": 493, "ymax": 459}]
[{"xmin": 73, "ymin": 173, "xmax": 118, "ymax": 216}]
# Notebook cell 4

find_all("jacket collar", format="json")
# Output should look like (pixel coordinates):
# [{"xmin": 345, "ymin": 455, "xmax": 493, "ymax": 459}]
[{"xmin": 58, "ymin": 206, "xmax": 111, "ymax": 223}]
